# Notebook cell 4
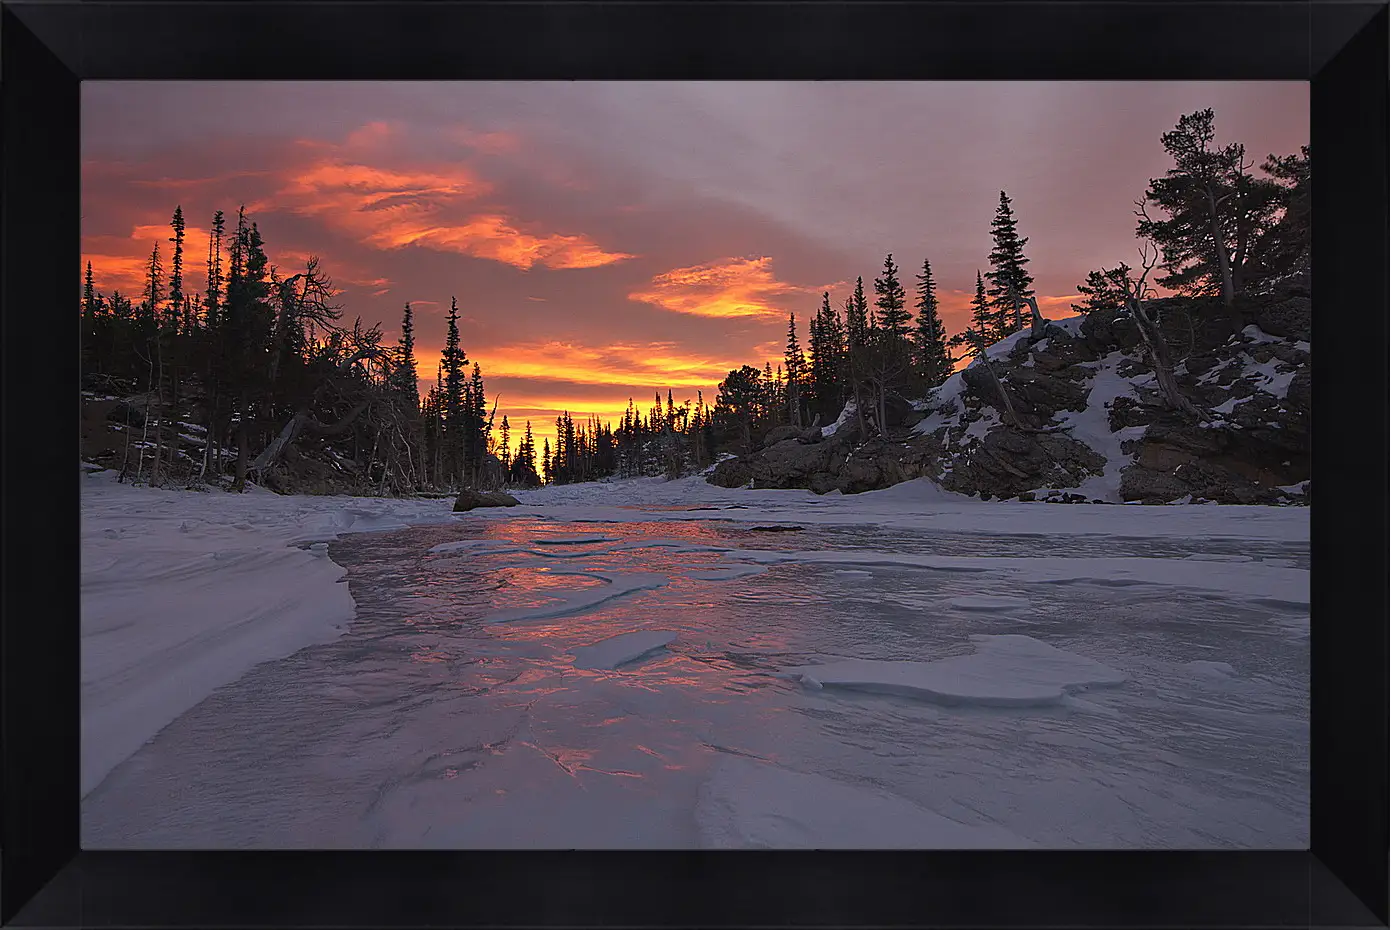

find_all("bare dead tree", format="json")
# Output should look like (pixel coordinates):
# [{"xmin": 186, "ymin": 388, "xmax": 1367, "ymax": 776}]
[
  {"xmin": 1006, "ymin": 282, "xmax": 1053, "ymax": 344},
  {"xmin": 1125, "ymin": 243, "xmax": 1206, "ymax": 418},
  {"xmin": 249, "ymin": 318, "xmax": 385, "ymax": 477},
  {"xmin": 965, "ymin": 329, "xmax": 1023, "ymax": 429}
]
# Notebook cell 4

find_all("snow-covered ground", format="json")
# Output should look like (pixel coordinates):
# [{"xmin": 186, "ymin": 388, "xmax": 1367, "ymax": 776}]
[
  {"xmin": 81, "ymin": 467, "xmax": 1308, "ymax": 848},
  {"xmin": 80, "ymin": 470, "xmax": 463, "ymax": 797}
]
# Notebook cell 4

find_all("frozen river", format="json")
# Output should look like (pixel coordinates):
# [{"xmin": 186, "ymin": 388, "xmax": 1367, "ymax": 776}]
[{"xmin": 82, "ymin": 493, "xmax": 1309, "ymax": 849}]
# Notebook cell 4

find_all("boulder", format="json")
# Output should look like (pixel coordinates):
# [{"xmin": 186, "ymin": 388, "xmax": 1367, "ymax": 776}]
[
  {"xmin": 1252, "ymin": 295, "xmax": 1311, "ymax": 341},
  {"xmin": 938, "ymin": 426, "xmax": 1104, "ymax": 499},
  {"xmin": 453, "ymin": 489, "xmax": 519, "ymax": 511},
  {"xmin": 761, "ymin": 424, "xmax": 802, "ymax": 447},
  {"xmin": 1080, "ymin": 306, "xmax": 1142, "ymax": 353},
  {"xmin": 1119, "ymin": 466, "xmax": 1191, "ymax": 503},
  {"xmin": 748, "ymin": 439, "xmax": 840, "ymax": 489},
  {"xmin": 709, "ymin": 458, "xmax": 753, "ymax": 489}
]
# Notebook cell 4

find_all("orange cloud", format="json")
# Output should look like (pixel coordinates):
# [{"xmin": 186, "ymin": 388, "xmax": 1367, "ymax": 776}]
[
  {"xmin": 81, "ymin": 253, "xmax": 150, "ymax": 296},
  {"xmin": 366, "ymin": 213, "xmax": 633, "ymax": 270},
  {"xmin": 629, "ymin": 256, "xmax": 824, "ymax": 319},
  {"xmin": 263, "ymin": 142, "xmax": 631, "ymax": 270}
]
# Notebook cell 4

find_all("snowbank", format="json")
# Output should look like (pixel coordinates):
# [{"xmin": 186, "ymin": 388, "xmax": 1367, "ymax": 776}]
[
  {"xmin": 80, "ymin": 470, "xmax": 457, "ymax": 797},
  {"xmin": 783, "ymin": 635, "xmax": 1127, "ymax": 708},
  {"xmin": 500, "ymin": 474, "xmax": 1309, "ymax": 543}
]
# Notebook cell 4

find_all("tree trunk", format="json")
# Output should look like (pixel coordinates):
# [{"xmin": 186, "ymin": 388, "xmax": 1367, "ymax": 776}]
[
  {"xmin": 1025, "ymin": 296, "xmax": 1049, "ymax": 341},
  {"xmin": 249, "ymin": 400, "xmax": 372, "ymax": 475},
  {"xmin": 877, "ymin": 380, "xmax": 888, "ymax": 440},
  {"xmin": 151, "ymin": 336, "xmax": 166, "ymax": 487},
  {"xmin": 136, "ymin": 352, "xmax": 154, "ymax": 482},
  {"xmin": 1204, "ymin": 183, "xmax": 1237, "ymax": 310},
  {"xmin": 1128, "ymin": 296, "xmax": 1203, "ymax": 417},
  {"xmin": 970, "ymin": 333, "xmax": 1023, "ymax": 429},
  {"xmin": 232, "ymin": 395, "xmax": 250, "ymax": 491}
]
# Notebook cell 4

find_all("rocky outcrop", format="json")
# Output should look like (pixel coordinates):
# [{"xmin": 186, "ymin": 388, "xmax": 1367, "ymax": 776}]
[
  {"xmin": 453, "ymin": 489, "xmax": 520, "ymax": 511},
  {"xmin": 938, "ymin": 428, "xmax": 1106, "ymax": 500},
  {"xmin": 707, "ymin": 284, "xmax": 1310, "ymax": 506}
]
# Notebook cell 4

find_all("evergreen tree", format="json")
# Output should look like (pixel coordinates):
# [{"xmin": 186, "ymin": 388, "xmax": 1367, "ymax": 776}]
[
  {"xmin": 441, "ymin": 296, "xmax": 468, "ymax": 482},
  {"xmin": 1135, "ymin": 108, "xmax": 1282, "ymax": 309},
  {"xmin": 392, "ymin": 302, "xmax": 419, "ymax": 412},
  {"xmin": 950, "ymin": 271, "xmax": 993, "ymax": 358},
  {"xmin": 205, "ymin": 210, "xmax": 225, "ymax": 329},
  {"xmin": 813, "ymin": 292, "xmax": 846, "ymax": 420},
  {"xmin": 912, "ymin": 258, "xmax": 952, "ymax": 388},
  {"xmin": 167, "ymin": 205, "xmax": 186, "ymax": 329},
  {"xmin": 83, "ymin": 261, "xmax": 98, "ymax": 318},
  {"xmin": 1071, "ymin": 263, "xmax": 1136, "ymax": 314},
  {"xmin": 140, "ymin": 242, "xmax": 163, "ymax": 338},
  {"xmin": 714, "ymin": 365, "xmax": 765, "ymax": 453},
  {"xmin": 541, "ymin": 438, "xmax": 552, "ymax": 484},
  {"xmin": 499, "ymin": 415, "xmax": 511, "ymax": 472},
  {"xmin": 523, "ymin": 425, "xmax": 536, "ymax": 475},
  {"xmin": 985, "ymin": 191, "xmax": 1034, "ymax": 336},
  {"xmin": 82, "ymin": 262, "xmax": 101, "ymax": 371},
  {"xmin": 784, "ymin": 311, "xmax": 807, "ymax": 426},
  {"xmin": 843, "ymin": 277, "xmax": 872, "ymax": 428},
  {"xmin": 872, "ymin": 253, "xmax": 911, "ymax": 342},
  {"xmin": 468, "ymin": 362, "xmax": 487, "ymax": 472},
  {"xmin": 847, "ymin": 276, "xmax": 870, "ymax": 347},
  {"xmin": 1252, "ymin": 145, "xmax": 1310, "ymax": 279}
]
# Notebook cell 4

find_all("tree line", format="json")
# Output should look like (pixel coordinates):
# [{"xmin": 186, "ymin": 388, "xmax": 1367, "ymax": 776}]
[{"xmin": 82, "ymin": 108, "xmax": 1307, "ymax": 493}]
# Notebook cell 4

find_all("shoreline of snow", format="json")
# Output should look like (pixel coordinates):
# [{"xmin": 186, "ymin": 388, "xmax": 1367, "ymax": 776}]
[
  {"xmin": 80, "ymin": 469, "xmax": 460, "ymax": 798},
  {"xmin": 492, "ymin": 474, "xmax": 1309, "ymax": 543}
]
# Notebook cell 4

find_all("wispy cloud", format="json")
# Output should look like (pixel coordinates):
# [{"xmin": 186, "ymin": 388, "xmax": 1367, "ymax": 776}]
[{"xmin": 629, "ymin": 256, "xmax": 823, "ymax": 319}]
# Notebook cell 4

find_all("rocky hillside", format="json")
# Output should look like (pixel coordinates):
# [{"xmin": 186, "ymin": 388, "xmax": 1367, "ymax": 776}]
[{"xmin": 709, "ymin": 277, "xmax": 1310, "ymax": 505}]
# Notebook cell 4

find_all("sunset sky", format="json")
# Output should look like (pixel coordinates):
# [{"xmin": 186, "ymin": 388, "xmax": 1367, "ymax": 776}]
[{"xmin": 82, "ymin": 81, "xmax": 1308, "ymax": 449}]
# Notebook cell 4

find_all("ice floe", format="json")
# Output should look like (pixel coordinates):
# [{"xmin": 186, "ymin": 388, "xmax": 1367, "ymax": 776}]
[
  {"xmin": 783, "ymin": 635, "xmax": 1127, "ymax": 708},
  {"xmin": 572, "ymin": 630, "xmax": 679, "ymax": 670}
]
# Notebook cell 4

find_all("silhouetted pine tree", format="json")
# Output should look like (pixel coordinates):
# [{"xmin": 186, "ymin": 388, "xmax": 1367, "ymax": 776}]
[
  {"xmin": 986, "ymin": 191, "xmax": 1035, "ymax": 336},
  {"xmin": 913, "ymin": 258, "xmax": 952, "ymax": 389},
  {"xmin": 441, "ymin": 297, "xmax": 468, "ymax": 484},
  {"xmin": 1071, "ymin": 263, "xmax": 1135, "ymax": 314},
  {"xmin": 205, "ymin": 210, "xmax": 225, "ymax": 329},
  {"xmin": 167, "ymin": 206, "xmax": 186, "ymax": 330},
  {"xmin": 873, "ymin": 253, "xmax": 911, "ymax": 343},
  {"xmin": 949, "ymin": 271, "xmax": 993, "ymax": 360},
  {"xmin": 1136, "ymin": 108, "xmax": 1282, "ymax": 316},
  {"xmin": 393, "ymin": 303, "xmax": 419, "ymax": 413},
  {"xmin": 784, "ymin": 312, "xmax": 807, "ymax": 426}
]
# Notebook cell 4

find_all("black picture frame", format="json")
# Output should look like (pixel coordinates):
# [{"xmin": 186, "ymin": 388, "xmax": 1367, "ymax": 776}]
[{"xmin": 3, "ymin": 2, "xmax": 1386, "ymax": 927}]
